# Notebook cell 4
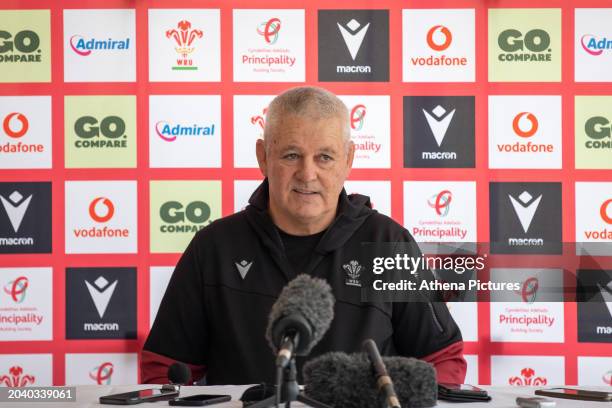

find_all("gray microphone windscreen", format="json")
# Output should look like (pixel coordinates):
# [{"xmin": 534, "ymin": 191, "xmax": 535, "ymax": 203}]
[
  {"xmin": 303, "ymin": 352, "xmax": 437, "ymax": 408},
  {"xmin": 265, "ymin": 274, "xmax": 335, "ymax": 355}
]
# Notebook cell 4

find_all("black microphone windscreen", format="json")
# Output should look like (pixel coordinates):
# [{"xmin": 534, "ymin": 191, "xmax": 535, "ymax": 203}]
[
  {"xmin": 265, "ymin": 274, "xmax": 335, "ymax": 355},
  {"xmin": 167, "ymin": 362, "xmax": 191, "ymax": 385},
  {"xmin": 303, "ymin": 352, "xmax": 437, "ymax": 408}
]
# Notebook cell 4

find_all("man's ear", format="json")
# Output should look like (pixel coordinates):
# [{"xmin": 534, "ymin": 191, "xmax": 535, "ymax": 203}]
[{"xmin": 256, "ymin": 138, "xmax": 268, "ymax": 177}]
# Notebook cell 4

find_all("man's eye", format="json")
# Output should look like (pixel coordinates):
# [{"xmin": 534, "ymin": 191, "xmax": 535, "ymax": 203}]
[
  {"xmin": 283, "ymin": 153, "xmax": 299, "ymax": 160},
  {"xmin": 320, "ymin": 154, "xmax": 333, "ymax": 162}
]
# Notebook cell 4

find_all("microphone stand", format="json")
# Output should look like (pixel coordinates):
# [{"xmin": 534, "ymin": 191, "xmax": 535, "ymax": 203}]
[{"xmin": 248, "ymin": 356, "xmax": 333, "ymax": 408}]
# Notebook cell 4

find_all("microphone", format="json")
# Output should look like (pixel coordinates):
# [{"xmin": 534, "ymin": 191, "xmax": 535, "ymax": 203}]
[
  {"xmin": 303, "ymin": 352, "xmax": 437, "ymax": 408},
  {"xmin": 363, "ymin": 339, "xmax": 401, "ymax": 408},
  {"xmin": 166, "ymin": 362, "xmax": 191, "ymax": 388},
  {"xmin": 265, "ymin": 274, "xmax": 335, "ymax": 368}
]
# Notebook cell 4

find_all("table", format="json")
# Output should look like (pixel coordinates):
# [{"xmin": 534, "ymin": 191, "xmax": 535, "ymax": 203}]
[{"xmin": 1, "ymin": 385, "xmax": 610, "ymax": 407}]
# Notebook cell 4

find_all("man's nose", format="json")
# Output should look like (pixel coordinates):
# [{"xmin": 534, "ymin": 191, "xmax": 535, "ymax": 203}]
[{"xmin": 296, "ymin": 157, "xmax": 317, "ymax": 182}]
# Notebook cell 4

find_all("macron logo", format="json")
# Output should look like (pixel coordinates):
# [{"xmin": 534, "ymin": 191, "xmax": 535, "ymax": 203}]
[
  {"xmin": 597, "ymin": 281, "xmax": 612, "ymax": 319},
  {"xmin": 509, "ymin": 191, "xmax": 542, "ymax": 234},
  {"xmin": 337, "ymin": 19, "xmax": 370, "ymax": 60},
  {"xmin": 0, "ymin": 191, "xmax": 33, "ymax": 233},
  {"xmin": 235, "ymin": 260, "xmax": 253, "ymax": 280},
  {"xmin": 85, "ymin": 276, "xmax": 118, "ymax": 318},
  {"xmin": 423, "ymin": 105, "xmax": 455, "ymax": 147}
]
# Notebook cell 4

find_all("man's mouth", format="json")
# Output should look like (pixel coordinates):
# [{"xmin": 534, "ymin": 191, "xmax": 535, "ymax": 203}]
[{"xmin": 293, "ymin": 188, "xmax": 318, "ymax": 195}]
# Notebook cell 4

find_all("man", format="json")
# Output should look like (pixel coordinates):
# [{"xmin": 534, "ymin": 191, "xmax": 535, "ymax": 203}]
[{"xmin": 142, "ymin": 86, "xmax": 466, "ymax": 385}]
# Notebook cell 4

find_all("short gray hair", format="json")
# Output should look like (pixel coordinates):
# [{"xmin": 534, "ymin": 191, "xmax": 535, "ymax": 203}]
[{"xmin": 263, "ymin": 86, "xmax": 350, "ymax": 150}]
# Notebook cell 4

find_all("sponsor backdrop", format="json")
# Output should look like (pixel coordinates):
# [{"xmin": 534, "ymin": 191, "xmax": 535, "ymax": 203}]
[{"xmin": 0, "ymin": 0, "xmax": 611, "ymax": 387}]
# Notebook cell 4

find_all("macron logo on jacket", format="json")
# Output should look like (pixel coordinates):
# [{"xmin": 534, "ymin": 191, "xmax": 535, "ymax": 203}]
[{"xmin": 235, "ymin": 260, "xmax": 253, "ymax": 279}]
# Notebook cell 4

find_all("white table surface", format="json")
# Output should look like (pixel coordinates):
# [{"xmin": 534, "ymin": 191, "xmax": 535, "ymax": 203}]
[{"xmin": 2, "ymin": 385, "xmax": 611, "ymax": 407}]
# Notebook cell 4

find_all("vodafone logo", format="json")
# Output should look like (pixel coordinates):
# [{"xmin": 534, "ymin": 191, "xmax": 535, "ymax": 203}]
[
  {"xmin": 512, "ymin": 112, "xmax": 538, "ymax": 138},
  {"xmin": 350, "ymin": 104, "xmax": 366, "ymax": 131},
  {"xmin": 2, "ymin": 113, "xmax": 29, "ymax": 138},
  {"xmin": 600, "ymin": 199, "xmax": 612, "ymax": 224},
  {"xmin": 427, "ymin": 25, "xmax": 452, "ymax": 51},
  {"xmin": 257, "ymin": 18, "xmax": 281, "ymax": 44},
  {"xmin": 89, "ymin": 362, "xmax": 114, "ymax": 385},
  {"xmin": 428, "ymin": 190, "xmax": 452, "ymax": 216},
  {"xmin": 88, "ymin": 197, "xmax": 114, "ymax": 223}
]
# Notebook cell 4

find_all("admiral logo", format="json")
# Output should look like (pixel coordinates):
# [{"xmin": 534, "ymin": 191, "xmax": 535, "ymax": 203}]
[
  {"xmin": 0, "ymin": 366, "xmax": 35, "ymax": 387},
  {"xmin": 166, "ymin": 20, "xmax": 203, "ymax": 70},
  {"xmin": 0, "ymin": 30, "xmax": 42, "ymax": 63},
  {"xmin": 509, "ymin": 368, "xmax": 547, "ymax": 386},
  {"xmin": 319, "ymin": 10, "xmax": 389, "ymax": 82},
  {"xmin": 74, "ymin": 116, "xmax": 127, "ymax": 149},
  {"xmin": 584, "ymin": 116, "xmax": 612, "ymax": 150},
  {"xmin": 3, "ymin": 276, "xmax": 28, "ymax": 303},
  {"xmin": 582, "ymin": 199, "xmax": 612, "ymax": 240},
  {"xmin": 159, "ymin": 200, "xmax": 212, "ymax": 233},
  {"xmin": 498, "ymin": 29, "xmax": 552, "ymax": 62},
  {"xmin": 581, "ymin": 34, "xmax": 612, "ymax": 56},
  {"xmin": 69, "ymin": 35, "xmax": 130, "ymax": 56},
  {"xmin": 66, "ymin": 267, "xmax": 136, "ymax": 339},
  {"xmin": 409, "ymin": 25, "xmax": 467, "ymax": 67},
  {"xmin": 89, "ymin": 363, "xmax": 113, "ymax": 385},
  {"xmin": 155, "ymin": 121, "xmax": 215, "ymax": 142},
  {"xmin": 490, "ymin": 183, "xmax": 561, "ymax": 254},
  {"xmin": 404, "ymin": 96, "xmax": 475, "ymax": 168}
]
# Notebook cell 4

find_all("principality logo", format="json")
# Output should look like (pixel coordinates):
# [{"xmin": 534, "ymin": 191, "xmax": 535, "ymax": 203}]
[
  {"xmin": 426, "ymin": 25, "xmax": 452, "ymax": 51},
  {"xmin": 3, "ymin": 276, "xmax": 28, "ymax": 303},
  {"xmin": 257, "ymin": 18, "xmax": 281, "ymax": 44},
  {"xmin": 428, "ymin": 190, "xmax": 452, "ymax": 217},
  {"xmin": 517, "ymin": 277, "xmax": 539, "ymax": 303},
  {"xmin": 0, "ymin": 366, "xmax": 35, "ymax": 387},
  {"xmin": 343, "ymin": 260, "xmax": 362, "ymax": 287},
  {"xmin": 2, "ymin": 113, "xmax": 28, "ymax": 138},
  {"xmin": 508, "ymin": 368, "xmax": 547, "ymax": 386},
  {"xmin": 166, "ymin": 20, "xmax": 203, "ymax": 71},
  {"xmin": 88, "ymin": 197, "xmax": 114, "ymax": 223},
  {"xmin": 350, "ymin": 104, "xmax": 366, "ymax": 131},
  {"xmin": 512, "ymin": 112, "xmax": 538, "ymax": 138},
  {"xmin": 89, "ymin": 362, "xmax": 114, "ymax": 385},
  {"xmin": 69, "ymin": 35, "xmax": 130, "ymax": 56}
]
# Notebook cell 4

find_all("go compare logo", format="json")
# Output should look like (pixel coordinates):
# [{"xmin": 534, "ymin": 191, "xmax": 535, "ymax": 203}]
[{"xmin": 150, "ymin": 181, "xmax": 221, "ymax": 253}]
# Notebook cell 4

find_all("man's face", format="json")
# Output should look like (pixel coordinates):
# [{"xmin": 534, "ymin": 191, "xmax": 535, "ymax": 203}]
[{"xmin": 256, "ymin": 113, "xmax": 355, "ymax": 234}]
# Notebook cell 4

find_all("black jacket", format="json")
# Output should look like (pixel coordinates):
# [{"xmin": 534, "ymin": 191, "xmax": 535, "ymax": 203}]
[{"xmin": 143, "ymin": 179, "xmax": 464, "ymax": 384}]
